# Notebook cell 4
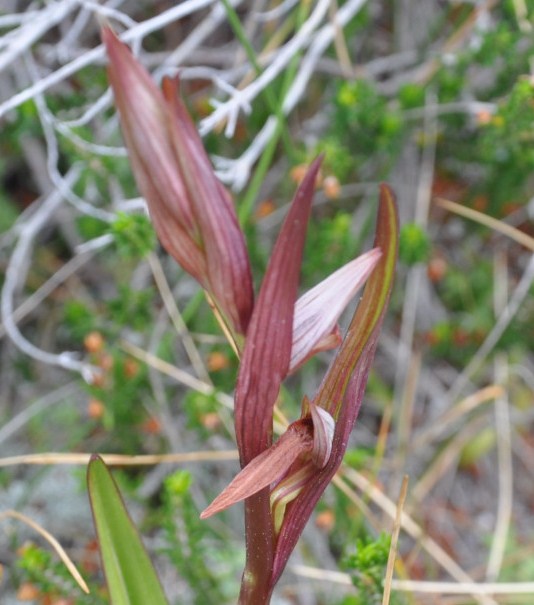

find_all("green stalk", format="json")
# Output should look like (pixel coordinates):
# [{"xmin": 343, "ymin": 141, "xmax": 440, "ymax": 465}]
[
  {"xmin": 238, "ymin": 120, "xmax": 281, "ymax": 223},
  {"xmin": 236, "ymin": 2, "xmax": 311, "ymax": 224},
  {"xmin": 219, "ymin": 0, "xmax": 294, "ymax": 156}
]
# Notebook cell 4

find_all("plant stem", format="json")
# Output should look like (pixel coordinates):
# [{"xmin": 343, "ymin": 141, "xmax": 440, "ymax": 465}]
[
  {"xmin": 219, "ymin": 0, "xmax": 294, "ymax": 157},
  {"xmin": 237, "ymin": 0, "xmax": 310, "ymax": 224},
  {"xmin": 238, "ymin": 490, "xmax": 274, "ymax": 605},
  {"xmin": 238, "ymin": 121, "xmax": 281, "ymax": 224}
]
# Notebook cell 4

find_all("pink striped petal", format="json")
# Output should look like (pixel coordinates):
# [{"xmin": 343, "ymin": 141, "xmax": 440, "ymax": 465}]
[
  {"xmin": 290, "ymin": 248, "xmax": 382, "ymax": 372},
  {"xmin": 162, "ymin": 78, "xmax": 253, "ymax": 336},
  {"xmin": 267, "ymin": 404, "xmax": 334, "ymax": 533}
]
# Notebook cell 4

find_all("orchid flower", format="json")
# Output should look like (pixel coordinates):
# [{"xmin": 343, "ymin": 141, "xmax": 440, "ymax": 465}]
[
  {"xmin": 103, "ymin": 27, "xmax": 399, "ymax": 605},
  {"xmin": 201, "ymin": 181, "xmax": 398, "ymax": 603}
]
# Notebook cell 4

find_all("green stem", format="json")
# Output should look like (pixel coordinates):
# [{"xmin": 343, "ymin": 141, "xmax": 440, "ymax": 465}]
[
  {"xmin": 236, "ymin": 1, "xmax": 311, "ymax": 225},
  {"xmin": 219, "ymin": 0, "xmax": 294, "ymax": 156},
  {"xmin": 238, "ymin": 120, "xmax": 281, "ymax": 224}
]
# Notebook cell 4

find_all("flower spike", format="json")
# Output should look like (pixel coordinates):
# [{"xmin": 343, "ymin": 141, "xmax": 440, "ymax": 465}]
[
  {"xmin": 103, "ymin": 24, "xmax": 398, "ymax": 605},
  {"xmin": 231, "ymin": 158, "xmax": 321, "ymax": 603},
  {"xmin": 202, "ymin": 175, "xmax": 397, "ymax": 602}
]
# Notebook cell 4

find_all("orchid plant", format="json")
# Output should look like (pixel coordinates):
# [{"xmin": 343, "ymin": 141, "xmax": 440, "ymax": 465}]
[{"xmin": 101, "ymin": 27, "xmax": 398, "ymax": 605}]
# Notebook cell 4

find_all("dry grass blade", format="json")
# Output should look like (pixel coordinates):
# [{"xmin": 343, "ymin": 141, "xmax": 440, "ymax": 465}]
[
  {"xmin": 412, "ymin": 414, "xmax": 489, "ymax": 503},
  {"xmin": 413, "ymin": 385, "xmax": 504, "ymax": 449},
  {"xmin": 290, "ymin": 566, "xmax": 534, "ymax": 596},
  {"xmin": 328, "ymin": 0, "xmax": 354, "ymax": 76},
  {"xmin": 342, "ymin": 466, "xmax": 498, "ymax": 605},
  {"xmin": 147, "ymin": 252, "xmax": 212, "ymax": 383},
  {"xmin": 486, "ymin": 251, "xmax": 513, "ymax": 581},
  {"xmin": 0, "ymin": 450, "xmax": 239, "ymax": 467},
  {"xmin": 0, "ymin": 510, "xmax": 89, "ymax": 594},
  {"xmin": 382, "ymin": 474, "xmax": 408, "ymax": 605},
  {"xmin": 120, "ymin": 339, "xmax": 232, "ymax": 404},
  {"xmin": 121, "ymin": 338, "xmax": 289, "ymax": 434},
  {"xmin": 435, "ymin": 197, "xmax": 534, "ymax": 252},
  {"xmin": 389, "ymin": 580, "xmax": 534, "ymax": 596},
  {"xmin": 486, "ymin": 354, "xmax": 513, "ymax": 581},
  {"xmin": 332, "ymin": 473, "xmax": 383, "ymax": 532}
]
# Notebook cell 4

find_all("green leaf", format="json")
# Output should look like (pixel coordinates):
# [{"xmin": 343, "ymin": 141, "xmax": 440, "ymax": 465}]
[{"xmin": 87, "ymin": 455, "xmax": 169, "ymax": 605}]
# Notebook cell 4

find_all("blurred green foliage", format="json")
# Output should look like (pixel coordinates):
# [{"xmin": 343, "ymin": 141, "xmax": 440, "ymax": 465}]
[
  {"xmin": 0, "ymin": 187, "xmax": 18, "ymax": 232},
  {"xmin": 340, "ymin": 532, "xmax": 404, "ymax": 605},
  {"xmin": 498, "ymin": 530, "xmax": 534, "ymax": 582},
  {"xmin": 156, "ymin": 470, "xmax": 240, "ymax": 604},
  {"xmin": 302, "ymin": 211, "xmax": 355, "ymax": 285},
  {"xmin": 86, "ymin": 351, "xmax": 151, "ymax": 448},
  {"xmin": 109, "ymin": 212, "xmax": 156, "ymax": 259},
  {"xmin": 399, "ymin": 223, "xmax": 431, "ymax": 266},
  {"xmin": 16, "ymin": 543, "xmax": 108, "ymax": 605},
  {"xmin": 325, "ymin": 80, "xmax": 404, "ymax": 181},
  {"xmin": 183, "ymin": 391, "xmax": 223, "ymax": 439}
]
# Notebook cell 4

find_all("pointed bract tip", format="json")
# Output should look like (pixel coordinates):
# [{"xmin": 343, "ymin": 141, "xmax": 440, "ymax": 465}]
[
  {"xmin": 100, "ymin": 24, "xmax": 117, "ymax": 46},
  {"xmin": 97, "ymin": 15, "xmax": 112, "ymax": 31}
]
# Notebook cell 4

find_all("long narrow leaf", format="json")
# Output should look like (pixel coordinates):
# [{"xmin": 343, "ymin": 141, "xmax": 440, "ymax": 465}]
[{"xmin": 87, "ymin": 455, "xmax": 169, "ymax": 605}]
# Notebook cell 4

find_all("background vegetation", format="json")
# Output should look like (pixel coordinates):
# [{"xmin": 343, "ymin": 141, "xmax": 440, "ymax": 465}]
[{"xmin": 1, "ymin": 1, "xmax": 534, "ymax": 603}]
